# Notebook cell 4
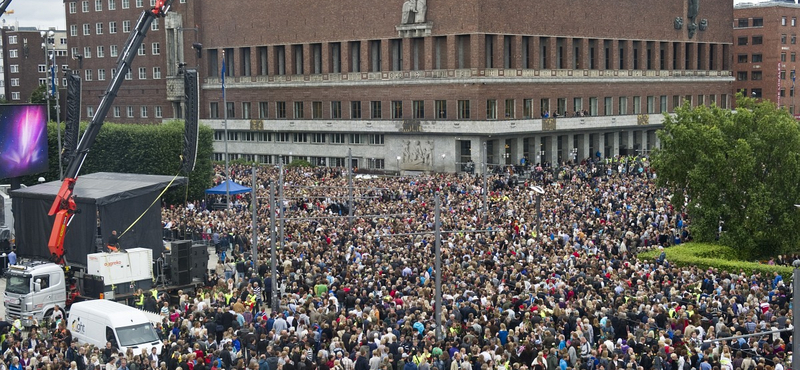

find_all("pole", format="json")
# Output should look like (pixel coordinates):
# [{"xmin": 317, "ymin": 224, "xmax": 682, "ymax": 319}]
[
  {"xmin": 347, "ymin": 147, "xmax": 354, "ymax": 228},
  {"xmin": 43, "ymin": 36, "xmax": 53, "ymax": 173},
  {"xmin": 269, "ymin": 180, "xmax": 278, "ymax": 312},
  {"xmin": 482, "ymin": 141, "xmax": 488, "ymax": 217},
  {"xmin": 434, "ymin": 193, "xmax": 443, "ymax": 341},
  {"xmin": 251, "ymin": 164, "xmax": 259, "ymax": 274},
  {"xmin": 279, "ymin": 162, "xmax": 285, "ymax": 254},
  {"xmin": 536, "ymin": 193, "xmax": 542, "ymax": 235},
  {"xmin": 792, "ymin": 261, "xmax": 800, "ymax": 370},
  {"xmin": 56, "ymin": 86, "xmax": 62, "ymax": 180},
  {"xmin": 223, "ymin": 50, "xmax": 230, "ymax": 210}
]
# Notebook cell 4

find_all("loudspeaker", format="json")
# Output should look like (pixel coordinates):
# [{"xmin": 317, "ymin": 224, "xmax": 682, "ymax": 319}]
[
  {"xmin": 62, "ymin": 73, "xmax": 81, "ymax": 166},
  {"xmin": 181, "ymin": 69, "xmax": 199, "ymax": 174},
  {"xmin": 168, "ymin": 240, "xmax": 192, "ymax": 285},
  {"xmin": 189, "ymin": 244, "xmax": 208, "ymax": 280},
  {"xmin": 81, "ymin": 274, "xmax": 104, "ymax": 299}
]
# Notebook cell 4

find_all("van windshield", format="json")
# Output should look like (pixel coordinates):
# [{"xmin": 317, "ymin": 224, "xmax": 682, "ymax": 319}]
[
  {"xmin": 116, "ymin": 323, "xmax": 159, "ymax": 346},
  {"xmin": 6, "ymin": 275, "xmax": 30, "ymax": 294}
]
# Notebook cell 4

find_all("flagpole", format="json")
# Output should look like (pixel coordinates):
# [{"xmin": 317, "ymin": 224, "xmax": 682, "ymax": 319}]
[{"xmin": 222, "ymin": 50, "xmax": 230, "ymax": 210}]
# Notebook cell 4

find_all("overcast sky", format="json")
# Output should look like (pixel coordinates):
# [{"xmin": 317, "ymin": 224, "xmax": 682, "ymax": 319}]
[{"xmin": 0, "ymin": 0, "xmax": 777, "ymax": 31}]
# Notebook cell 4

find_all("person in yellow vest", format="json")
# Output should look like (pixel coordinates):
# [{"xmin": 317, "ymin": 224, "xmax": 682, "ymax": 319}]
[
  {"xmin": 150, "ymin": 288, "xmax": 159, "ymax": 300},
  {"xmin": 224, "ymin": 291, "xmax": 235, "ymax": 306},
  {"xmin": 135, "ymin": 289, "xmax": 145, "ymax": 308}
]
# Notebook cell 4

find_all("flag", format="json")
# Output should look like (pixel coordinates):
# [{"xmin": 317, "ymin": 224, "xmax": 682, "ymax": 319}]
[
  {"xmin": 49, "ymin": 52, "xmax": 56, "ymax": 97},
  {"xmin": 220, "ymin": 50, "xmax": 226, "ymax": 99}
]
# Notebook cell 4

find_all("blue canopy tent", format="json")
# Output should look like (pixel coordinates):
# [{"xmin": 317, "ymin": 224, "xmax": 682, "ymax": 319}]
[{"xmin": 205, "ymin": 181, "xmax": 252, "ymax": 195}]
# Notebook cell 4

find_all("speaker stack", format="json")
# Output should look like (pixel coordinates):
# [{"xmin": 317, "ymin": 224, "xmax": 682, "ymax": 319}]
[
  {"xmin": 168, "ymin": 240, "xmax": 191, "ymax": 285},
  {"xmin": 190, "ymin": 243, "xmax": 209, "ymax": 281}
]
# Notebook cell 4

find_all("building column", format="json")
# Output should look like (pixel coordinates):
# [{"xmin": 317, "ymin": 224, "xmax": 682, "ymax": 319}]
[
  {"xmin": 698, "ymin": 43, "xmax": 709, "ymax": 70},
  {"xmin": 624, "ymin": 40, "xmax": 634, "ymax": 70},
  {"xmin": 285, "ymin": 45, "xmax": 297, "ymax": 75},
  {"xmin": 608, "ymin": 132, "xmax": 619, "ymax": 157},
  {"xmin": 402, "ymin": 38, "xmax": 413, "ymax": 71},
  {"xmin": 494, "ymin": 34, "xmax": 504, "ymax": 69},
  {"xmin": 320, "ymin": 43, "xmax": 331, "ymax": 74},
  {"xmin": 563, "ymin": 38, "xmax": 573, "ymax": 69},
  {"xmin": 514, "ymin": 137, "xmax": 525, "ymax": 165},
  {"xmin": 471, "ymin": 33, "xmax": 485, "ymax": 69},
  {"xmin": 610, "ymin": 39, "xmax": 620, "ymax": 70},
  {"xmin": 423, "ymin": 36, "xmax": 435, "ymax": 70},
  {"xmin": 546, "ymin": 135, "xmax": 558, "ymax": 165},
  {"xmin": 578, "ymin": 133, "xmax": 590, "ymax": 162},
  {"xmin": 513, "ymin": 35, "xmax": 523, "ymax": 69},
  {"xmin": 672, "ymin": 42, "xmax": 686, "ymax": 71},
  {"xmin": 302, "ymin": 44, "xmax": 312, "ymax": 75},
  {"xmin": 637, "ymin": 42, "xmax": 647, "ymax": 70},
  {"xmin": 547, "ymin": 37, "xmax": 557, "ymax": 70},
  {"xmin": 446, "ymin": 35, "xmax": 457, "ymax": 69},
  {"xmin": 381, "ymin": 39, "xmax": 391, "ymax": 72},
  {"xmin": 580, "ymin": 38, "xmax": 590, "ymax": 70},
  {"xmin": 562, "ymin": 134, "xmax": 575, "ymax": 163},
  {"xmin": 640, "ymin": 130, "xmax": 649, "ymax": 155},
  {"xmin": 531, "ymin": 37, "xmax": 541, "ymax": 70},
  {"xmin": 597, "ymin": 132, "xmax": 606, "ymax": 158},
  {"xmin": 266, "ymin": 45, "xmax": 277, "ymax": 76},
  {"xmin": 340, "ymin": 42, "xmax": 351, "ymax": 73}
]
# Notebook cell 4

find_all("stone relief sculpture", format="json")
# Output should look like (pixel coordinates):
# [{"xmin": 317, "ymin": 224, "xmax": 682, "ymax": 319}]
[
  {"xmin": 401, "ymin": 0, "xmax": 427, "ymax": 24},
  {"xmin": 674, "ymin": 17, "xmax": 683, "ymax": 30},
  {"xmin": 687, "ymin": 0, "xmax": 699, "ymax": 38},
  {"xmin": 699, "ymin": 19, "xmax": 708, "ymax": 31},
  {"xmin": 401, "ymin": 140, "xmax": 433, "ymax": 168}
]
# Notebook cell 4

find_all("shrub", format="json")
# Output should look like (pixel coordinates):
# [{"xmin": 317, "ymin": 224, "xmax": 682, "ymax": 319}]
[{"xmin": 639, "ymin": 242, "xmax": 793, "ymax": 276}]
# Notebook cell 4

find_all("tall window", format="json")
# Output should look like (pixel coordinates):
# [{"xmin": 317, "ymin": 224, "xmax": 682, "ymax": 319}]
[
  {"xmin": 331, "ymin": 101, "xmax": 342, "ymax": 119},
  {"xmin": 312, "ymin": 101, "xmax": 322, "ymax": 119},
  {"xmin": 486, "ymin": 99, "xmax": 497, "ymax": 119},
  {"xmin": 435, "ymin": 100, "xmax": 447, "ymax": 119},
  {"xmin": 242, "ymin": 102, "xmax": 251, "ymax": 119},
  {"xmin": 504, "ymin": 99, "xmax": 515, "ymax": 118},
  {"xmin": 371, "ymin": 101, "xmax": 382, "ymax": 119},
  {"xmin": 351, "ymin": 101, "xmax": 362, "ymax": 119},
  {"xmin": 458, "ymin": 100, "xmax": 470, "ymax": 119},
  {"xmin": 108, "ymin": 0, "xmax": 116, "ymax": 10},
  {"xmin": 413, "ymin": 100, "xmax": 424, "ymax": 119},
  {"xmin": 276, "ymin": 102, "xmax": 286, "ymax": 118},
  {"xmin": 523, "ymin": 99, "xmax": 532, "ymax": 118},
  {"xmin": 259, "ymin": 102, "xmax": 268, "ymax": 119},
  {"xmin": 391, "ymin": 101, "xmax": 403, "ymax": 119},
  {"xmin": 109, "ymin": 21, "xmax": 117, "ymax": 33},
  {"xmin": 293, "ymin": 102, "xmax": 304, "ymax": 119}
]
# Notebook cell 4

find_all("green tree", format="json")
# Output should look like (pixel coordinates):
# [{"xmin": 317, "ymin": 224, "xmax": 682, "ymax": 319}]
[
  {"xmin": 29, "ymin": 84, "xmax": 58, "ymax": 118},
  {"xmin": 652, "ymin": 94, "xmax": 800, "ymax": 256}
]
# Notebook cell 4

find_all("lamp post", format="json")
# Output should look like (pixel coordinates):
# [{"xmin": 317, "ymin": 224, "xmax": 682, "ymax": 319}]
[
  {"xmin": 571, "ymin": 148, "xmax": 578, "ymax": 163},
  {"xmin": 440, "ymin": 153, "xmax": 446, "ymax": 172},
  {"xmin": 531, "ymin": 185, "xmax": 545, "ymax": 234},
  {"xmin": 502, "ymin": 152, "xmax": 510, "ymax": 165},
  {"xmin": 41, "ymin": 30, "xmax": 62, "ymax": 179},
  {"xmin": 396, "ymin": 156, "xmax": 401, "ymax": 175}
]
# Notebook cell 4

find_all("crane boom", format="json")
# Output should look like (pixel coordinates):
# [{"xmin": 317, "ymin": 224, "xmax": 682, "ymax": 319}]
[
  {"xmin": 0, "ymin": 0, "xmax": 12, "ymax": 16},
  {"xmin": 47, "ymin": 0, "xmax": 175, "ymax": 264}
]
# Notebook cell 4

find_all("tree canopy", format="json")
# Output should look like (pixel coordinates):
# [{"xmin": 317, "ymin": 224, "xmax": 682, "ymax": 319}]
[{"xmin": 652, "ymin": 94, "xmax": 800, "ymax": 256}]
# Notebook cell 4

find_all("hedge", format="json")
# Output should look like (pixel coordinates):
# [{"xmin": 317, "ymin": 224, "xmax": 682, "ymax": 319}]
[
  {"xmin": 638, "ymin": 242, "xmax": 794, "ymax": 276},
  {"xmin": 8, "ymin": 120, "xmax": 213, "ymax": 202}
]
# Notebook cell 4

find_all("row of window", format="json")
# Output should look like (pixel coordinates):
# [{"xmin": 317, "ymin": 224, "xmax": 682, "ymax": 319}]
[
  {"xmin": 67, "ymin": 0, "xmax": 185, "ymax": 13},
  {"xmin": 84, "ymin": 105, "xmax": 163, "ymax": 119},
  {"xmin": 207, "ymin": 38, "xmax": 728, "ymax": 79},
  {"xmin": 736, "ymin": 34, "xmax": 798, "ymax": 46},
  {"xmin": 213, "ymin": 131, "xmax": 386, "ymax": 146},
  {"xmin": 69, "ymin": 43, "xmax": 159, "ymax": 59},
  {"xmin": 737, "ymin": 69, "xmax": 797, "ymax": 82},
  {"xmin": 6, "ymin": 49, "xmax": 67, "ymax": 59},
  {"xmin": 69, "ymin": 19, "xmax": 158, "ymax": 37},
  {"xmin": 212, "ymin": 153, "xmax": 383, "ymax": 169},
  {"xmin": 735, "ymin": 17, "xmax": 766, "ymax": 28},
  {"xmin": 81, "ymin": 66, "xmax": 162, "ymax": 81},
  {"xmin": 210, "ymin": 95, "xmax": 730, "ymax": 121}
]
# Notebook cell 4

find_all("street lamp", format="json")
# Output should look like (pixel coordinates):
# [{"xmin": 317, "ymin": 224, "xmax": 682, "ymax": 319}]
[
  {"xmin": 441, "ymin": 153, "xmax": 446, "ymax": 172},
  {"xmin": 530, "ymin": 185, "xmax": 545, "ymax": 234},
  {"xmin": 41, "ymin": 29, "xmax": 62, "ymax": 179},
  {"xmin": 571, "ymin": 148, "xmax": 578, "ymax": 163},
  {"xmin": 396, "ymin": 156, "xmax": 401, "ymax": 174},
  {"xmin": 502, "ymin": 152, "xmax": 510, "ymax": 164}
]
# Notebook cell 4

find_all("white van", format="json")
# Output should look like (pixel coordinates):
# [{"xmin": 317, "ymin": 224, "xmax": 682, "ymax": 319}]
[{"xmin": 68, "ymin": 300, "xmax": 163, "ymax": 354}]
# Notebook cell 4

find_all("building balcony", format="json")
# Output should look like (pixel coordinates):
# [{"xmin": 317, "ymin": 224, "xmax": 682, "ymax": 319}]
[{"xmin": 202, "ymin": 68, "xmax": 733, "ymax": 89}]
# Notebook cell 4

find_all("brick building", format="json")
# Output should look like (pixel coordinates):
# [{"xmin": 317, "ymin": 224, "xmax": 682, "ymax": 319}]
[
  {"xmin": 733, "ymin": 2, "xmax": 800, "ymax": 115},
  {"xmin": 65, "ymin": 0, "xmax": 734, "ymax": 172},
  {"xmin": 0, "ymin": 26, "xmax": 68, "ymax": 107}
]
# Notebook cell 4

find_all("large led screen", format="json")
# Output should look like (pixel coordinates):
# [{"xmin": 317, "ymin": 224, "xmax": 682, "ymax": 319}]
[{"xmin": 0, "ymin": 105, "xmax": 48, "ymax": 179}]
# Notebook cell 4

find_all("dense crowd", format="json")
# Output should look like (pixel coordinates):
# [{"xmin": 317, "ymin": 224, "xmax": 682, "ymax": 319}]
[{"xmin": 5, "ymin": 158, "xmax": 796, "ymax": 370}]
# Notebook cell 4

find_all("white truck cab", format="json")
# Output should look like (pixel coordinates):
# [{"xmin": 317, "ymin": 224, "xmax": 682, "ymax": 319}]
[{"xmin": 4, "ymin": 261, "xmax": 66, "ymax": 326}]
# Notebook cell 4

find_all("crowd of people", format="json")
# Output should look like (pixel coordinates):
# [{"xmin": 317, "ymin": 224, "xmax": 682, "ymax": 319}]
[{"xmin": 4, "ymin": 157, "xmax": 796, "ymax": 370}]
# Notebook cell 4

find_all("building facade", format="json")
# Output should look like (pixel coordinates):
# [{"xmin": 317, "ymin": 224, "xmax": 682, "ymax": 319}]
[
  {"xmin": 0, "ymin": 26, "xmax": 68, "ymax": 107},
  {"xmin": 733, "ymin": 2, "xmax": 800, "ymax": 115},
  {"xmin": 64, "ymin": 0, "xmax": 181, "ymax": 122},
  {"xmin": 65, "ymin": 0, "xmax": 734, "ymax": 173}
]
